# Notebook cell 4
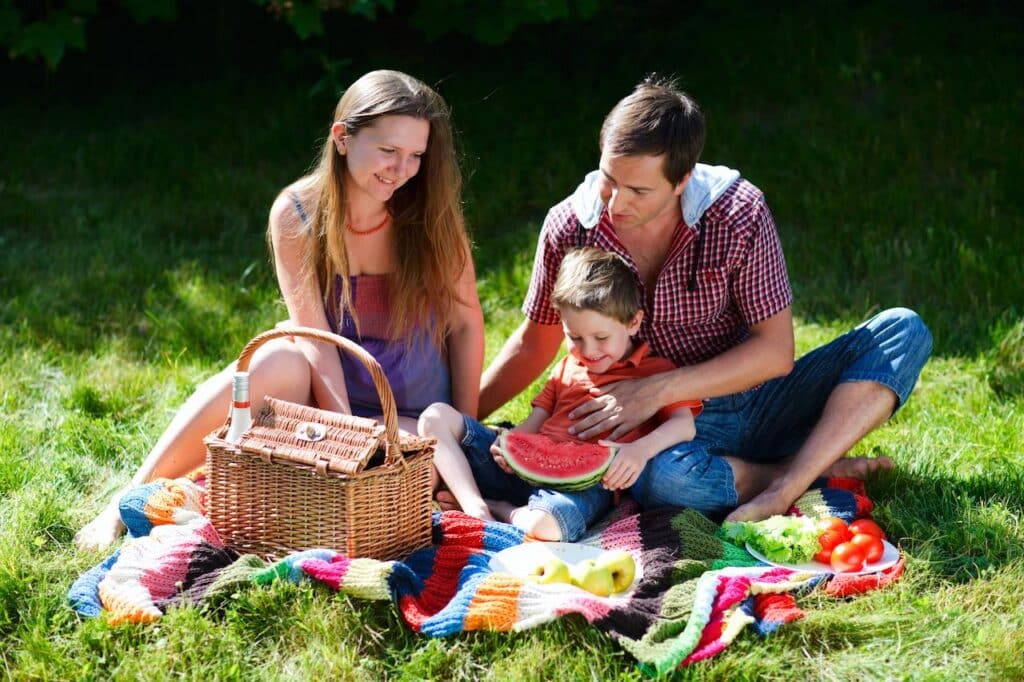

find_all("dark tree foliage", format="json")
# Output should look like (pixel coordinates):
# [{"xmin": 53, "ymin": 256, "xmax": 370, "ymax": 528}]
[{"xmin": 1, "ymin": 0, "xmax": 603, "ymax": 71}]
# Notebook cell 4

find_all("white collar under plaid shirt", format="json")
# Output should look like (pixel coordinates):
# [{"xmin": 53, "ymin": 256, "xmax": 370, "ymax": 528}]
[{"xmin": 522, "ymin": 177, "xmax": 792, "ymax": 368}]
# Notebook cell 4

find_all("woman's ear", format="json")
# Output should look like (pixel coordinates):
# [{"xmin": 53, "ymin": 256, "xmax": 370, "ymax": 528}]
[
  {"xmin": 628, "ymin": 310, "xmax": 644, "ymax": 336},
  {"xmin": 330, "ymin": 122, "xmax": 347, "ymax": 154}
]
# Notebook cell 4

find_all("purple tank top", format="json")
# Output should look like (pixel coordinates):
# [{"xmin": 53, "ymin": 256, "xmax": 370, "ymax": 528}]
[
  {"xmin": 290, "ymin": 194, "xmax": 451, "ymax": 418},
  {"xmin": 328, "ymin": 274, "xmax": 451, "ymax": 419}
]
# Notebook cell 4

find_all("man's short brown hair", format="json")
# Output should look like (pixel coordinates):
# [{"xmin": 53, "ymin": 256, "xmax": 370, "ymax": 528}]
[
  {"xmin": 550, "ymin": 248, "xmax": 640, "ymax": 324},
  {"xmin": 599, "ymin": 75, "xmax": 705, "ymax": 185}
]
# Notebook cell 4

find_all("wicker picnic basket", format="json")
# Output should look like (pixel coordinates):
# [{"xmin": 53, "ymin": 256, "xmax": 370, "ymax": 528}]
[{"xmin": 204, "ymin": 327, "xmax": 435, "ymax": 561}]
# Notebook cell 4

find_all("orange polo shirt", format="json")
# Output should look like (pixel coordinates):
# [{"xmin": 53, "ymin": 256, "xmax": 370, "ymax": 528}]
[{"xmin": 532, "ymin": 341, "xmax": 703, "ymax": 444}]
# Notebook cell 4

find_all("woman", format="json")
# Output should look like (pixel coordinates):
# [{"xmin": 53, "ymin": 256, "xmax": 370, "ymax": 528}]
[{"xmin": 76, "ymin": 70, "xmax": 484, "ymax": 551}]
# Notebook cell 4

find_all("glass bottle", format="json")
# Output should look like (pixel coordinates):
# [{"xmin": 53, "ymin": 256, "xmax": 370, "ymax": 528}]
[{"xmin": 225, "ymin": 371, "xmax": 253, "ymax": 443}]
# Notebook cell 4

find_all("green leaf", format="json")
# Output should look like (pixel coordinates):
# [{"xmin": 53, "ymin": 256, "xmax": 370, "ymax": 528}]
[
  {"xmin": 66, "ymin": 0, "xmax": 100, "ymax": 14},
  {"xmin": 11, "ymin": 21, "xmax": 67, "ymax": 70},
  {"xmin": 0, "ymin": 5, "xmax": 22, "ymax": 43},
  {"xmin": 118, "ymin": 0, "xmax": 178, "ymax": 23},
  {"xmin": 349, "ymin": 0, "xmax": 391, "ymax": 21},
  {"xmin": 286, "ymin": 1, "xmax": 324, "ymax": 40}
]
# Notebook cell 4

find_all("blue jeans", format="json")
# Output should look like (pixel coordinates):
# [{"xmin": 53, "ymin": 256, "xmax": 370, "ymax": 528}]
[
  {"xmin": 459, "ymin": 417, "xmax": 613, "ymax": 542},
  {"xmin": 631, "ymin": 307, "xmax": 932, "ymax": 518}
]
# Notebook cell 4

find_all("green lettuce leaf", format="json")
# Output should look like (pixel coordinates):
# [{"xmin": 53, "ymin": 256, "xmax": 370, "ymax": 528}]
[{"xmin": 720, "ymin": 515, "xmax": 821, "ymax": 564}]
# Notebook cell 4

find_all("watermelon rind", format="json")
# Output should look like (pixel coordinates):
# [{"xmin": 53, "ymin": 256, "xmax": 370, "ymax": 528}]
[{"xmin": 497, "ymin": 432, "xmax": 616, "ymax": 492}]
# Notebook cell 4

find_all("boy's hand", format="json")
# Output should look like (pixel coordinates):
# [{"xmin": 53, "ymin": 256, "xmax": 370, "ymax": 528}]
[
  {"xmin": 489, "ymin": 427, "xmax": 513, "ymax": 474},
  {"xmin": 599, "ymin": 440, "xmax": 648, "ymax": 491}
]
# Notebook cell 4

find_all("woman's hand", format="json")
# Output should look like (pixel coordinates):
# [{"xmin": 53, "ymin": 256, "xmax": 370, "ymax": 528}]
[{"xmin": 567, "ymin": 375, "xmax": 664, "ymax": 441}]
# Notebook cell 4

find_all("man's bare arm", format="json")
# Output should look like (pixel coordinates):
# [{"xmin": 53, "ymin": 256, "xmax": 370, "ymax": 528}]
[{"xmin": 478, "ymin": 319, "xmax": 564, "ymax": 419}]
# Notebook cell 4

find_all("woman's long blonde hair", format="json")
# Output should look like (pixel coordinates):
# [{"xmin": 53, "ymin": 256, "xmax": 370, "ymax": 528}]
[{"xmin": 289, "ymin": 70, "xmax": 469, "ymax": 348}]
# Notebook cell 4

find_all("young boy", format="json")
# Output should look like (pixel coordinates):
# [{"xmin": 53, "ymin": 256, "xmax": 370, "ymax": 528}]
[{"xmin": 419, "ymin": 248, "xmax": 702, "ymax": 541}]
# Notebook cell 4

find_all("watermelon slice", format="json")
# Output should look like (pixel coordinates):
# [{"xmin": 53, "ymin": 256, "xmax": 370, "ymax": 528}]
[{"xmin": 496, "ymin": 432, "xmax": 616, "ymax": 492}]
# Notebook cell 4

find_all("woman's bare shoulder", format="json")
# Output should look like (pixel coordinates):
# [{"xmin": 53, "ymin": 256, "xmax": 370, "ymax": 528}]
[{"xmin": 270, "ymin": 180, "xmax": 317, "ymax": 236}]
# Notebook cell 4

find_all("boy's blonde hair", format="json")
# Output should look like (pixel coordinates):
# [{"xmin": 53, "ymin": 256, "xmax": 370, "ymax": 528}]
[{"xmin": 550, "ymin": 248, "xmax": 640, "ymax": 324}]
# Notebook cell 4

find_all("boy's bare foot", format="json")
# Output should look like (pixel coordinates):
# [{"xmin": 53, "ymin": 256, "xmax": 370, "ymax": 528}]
[
  {"xmin": 74, "ymin": 504, "xmax": 125, "ymax": 552},
  {"xmin": 486, "ymin": 499, "xmax": 517, "ymax": 523},
  {"xmin": 823, "ymin": 455, "xmax": 894, "ymax": 479}
]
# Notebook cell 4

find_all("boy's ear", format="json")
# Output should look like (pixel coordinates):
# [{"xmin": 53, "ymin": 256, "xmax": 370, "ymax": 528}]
[{"xmin": 628, "ymin": 310, "xmax": 643, "ymax": 335}]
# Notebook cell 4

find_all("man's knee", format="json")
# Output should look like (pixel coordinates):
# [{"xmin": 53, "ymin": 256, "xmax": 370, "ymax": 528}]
[
  {"xmin": 633, "ymin": 445, "xmax": 735, "ymax": 513},
  {"xmin": 869, "ymin": 307, "xmax": 933, "ymax": 358}
]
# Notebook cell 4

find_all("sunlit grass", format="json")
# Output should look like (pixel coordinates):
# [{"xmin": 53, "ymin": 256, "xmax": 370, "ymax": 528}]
[{"xmin": 1, "ymin": 2, "xmax": 1022, "ymax": 679}]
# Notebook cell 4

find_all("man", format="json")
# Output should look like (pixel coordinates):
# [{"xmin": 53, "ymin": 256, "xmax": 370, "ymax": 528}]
[{"xmin": 479, "ymin": 76, "xmax": 932, "ymax": 522}]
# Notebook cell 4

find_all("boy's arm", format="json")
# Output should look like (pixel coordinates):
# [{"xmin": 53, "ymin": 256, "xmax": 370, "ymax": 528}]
[
  {"xmin": 512, "ymin": 407, "xmax": 550, "ymax": 435},
  {"xmin": 600, "ymin": 408, "xmax": 697, "ymax": 491}
]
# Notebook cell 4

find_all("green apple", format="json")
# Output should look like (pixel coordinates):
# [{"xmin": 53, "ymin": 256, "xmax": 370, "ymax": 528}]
[
  {"xmin": 570, "ymin": 559, "xmax": 615, "ymax": 597},
  {"xmin": 527, "ymin": 557, "xmax": 572, "ymax": 585},
  {"xmin": 595, "ymin": 550, "xmax": 636, "ymax": 593}
]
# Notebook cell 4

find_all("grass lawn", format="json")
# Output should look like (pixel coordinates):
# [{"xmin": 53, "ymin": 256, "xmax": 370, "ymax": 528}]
[{"xmin": 2, "ymin": 2, "xmax": 1022, "ymax": 679}]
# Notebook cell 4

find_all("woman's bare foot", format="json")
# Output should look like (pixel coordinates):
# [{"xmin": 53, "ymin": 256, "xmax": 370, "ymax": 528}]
[
  {"xmin": 435, "ymin": 490, "xmax": 462, "ymax": 512},
  {"xmin": 74, "ymin": 502, "xmax": 125, "ymax": 552},
  {"xmin": 824, "ymin": 455, "xmax": 894, "ymax": 479},
  {"xmin": 436, "ymin": 490, "xmax": 495, "ymax": 521}
]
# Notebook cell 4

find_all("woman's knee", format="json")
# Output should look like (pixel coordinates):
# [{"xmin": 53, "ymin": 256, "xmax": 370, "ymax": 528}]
[
  {"xmin": 247, "ymin": 338, "xmax": 312, "ymax": 405},
  {"xmin": 417, "ymin": 402, "xmax": 462, "ymax": 438}
]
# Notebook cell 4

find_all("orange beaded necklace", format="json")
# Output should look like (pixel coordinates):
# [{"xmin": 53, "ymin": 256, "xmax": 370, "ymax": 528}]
[{"xmin": 346, "ymin": 211, "xmax": 391, "ymax": 236}]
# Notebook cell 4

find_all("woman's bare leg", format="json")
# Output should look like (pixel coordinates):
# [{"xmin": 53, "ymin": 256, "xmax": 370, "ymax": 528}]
[
  {"xmin": 417, "ymin": 404, "xmax": 494, "ymax": 521},
  {"xmin": 74, "ymin": 339, "xmax": 313, "ymax": 551}
]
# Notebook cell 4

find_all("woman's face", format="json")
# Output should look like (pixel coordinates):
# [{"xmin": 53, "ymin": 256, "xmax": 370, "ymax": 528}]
[{"xmin": 333, "ymin": 115, "xmax": 430, "ymax": 204}]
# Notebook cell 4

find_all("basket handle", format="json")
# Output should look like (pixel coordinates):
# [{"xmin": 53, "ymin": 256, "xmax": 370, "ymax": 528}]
[{"xmin": 235, "ymin": 326, "xmax": 403, "ymax": 463}]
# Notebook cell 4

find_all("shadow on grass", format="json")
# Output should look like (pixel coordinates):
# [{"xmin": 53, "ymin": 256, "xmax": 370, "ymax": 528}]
[{"xmin": 869, "ymin": 467, "xmax": 1024, "ymax": 583}]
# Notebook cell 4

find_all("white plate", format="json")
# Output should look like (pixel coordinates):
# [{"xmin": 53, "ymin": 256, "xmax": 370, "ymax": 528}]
[
  {"xmin": 489, "ymin": 542, "xmax": 643, "ymax": 592},
  {"xmin": 745, "ymin": 539, "xmax": 900, "ymax": 575}
]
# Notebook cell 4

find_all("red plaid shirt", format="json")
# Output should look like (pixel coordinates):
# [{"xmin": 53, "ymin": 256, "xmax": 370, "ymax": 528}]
[{"xmin": 523, "ymin": 177, "xmax": 792, "ymax": 367}]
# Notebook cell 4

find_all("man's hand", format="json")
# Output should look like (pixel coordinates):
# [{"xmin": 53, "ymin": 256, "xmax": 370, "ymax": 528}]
[
  {"xmin": 567, "ymin": 375, "xmax": 662, "ymax": 441},
  {"xmin": 599, "ymin": 441, "xmax": 649, "ymax": 491}
]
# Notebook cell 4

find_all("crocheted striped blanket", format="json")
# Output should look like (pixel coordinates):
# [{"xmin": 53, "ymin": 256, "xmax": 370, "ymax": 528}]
[{"xmin": 69, "ymin": 473, "xmax": 902, "ymax": 675}]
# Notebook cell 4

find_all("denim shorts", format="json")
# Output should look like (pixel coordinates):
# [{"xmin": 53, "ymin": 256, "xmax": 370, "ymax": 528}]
[
  {"xmin": 631, "ymin": 307, "xmax": 932, "ymax": 517},
  {"xmin": 459, "ymin": 416, "xmax": 613, "ymax": 542}
]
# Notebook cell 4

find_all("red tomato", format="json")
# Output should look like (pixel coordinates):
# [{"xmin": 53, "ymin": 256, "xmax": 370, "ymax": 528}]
[
  {"xmin": 818, "ymin": 516, "xmax": 852, "ymax": 541},
  {"xmin": 849, "ymin": 519, "xmax": 886, "ymax": 540},
  {"xmin": 814, "ymin": 529, "xmax": 847, "ymax": 563},
  {"xmin": 830, "ymin": 542, "xmax": 866, "ymax": 573},
  {"xmin": 850, "ymin": 533, "xmax": 885, "ymax": 563}
]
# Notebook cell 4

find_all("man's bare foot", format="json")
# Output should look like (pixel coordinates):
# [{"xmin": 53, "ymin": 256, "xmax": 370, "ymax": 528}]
[
  {"xmin": 74, "ymin": 504, "xmax": 126, "ymax": 552},
  {"xmin": 725, "ymin": 488, "xmax": 795, "ymax": 522},
  {"xmin": 824, "ymin": 455, "xmax": 894, "ymax": 479}
]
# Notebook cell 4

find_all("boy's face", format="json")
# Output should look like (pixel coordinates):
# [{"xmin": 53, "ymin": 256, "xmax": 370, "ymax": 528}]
[{"xmin": 560, "ymin": 307, "xmax": 643, "ymax": 374}]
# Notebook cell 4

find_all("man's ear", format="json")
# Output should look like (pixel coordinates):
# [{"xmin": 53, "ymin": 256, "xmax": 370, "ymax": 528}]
[
  {"xmin": 628, "ymin": 310, "xmax": 644, "ymax": 335},
  {"xmin": 330, "ymin": 121, "xmax": 347, "ymax": 154},
  {"xmin": 673, "ymin": 170, "xmax": 692, "ymax": 197}
]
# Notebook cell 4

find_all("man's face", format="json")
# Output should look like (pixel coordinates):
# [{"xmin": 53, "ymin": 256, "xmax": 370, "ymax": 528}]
[{"xmin": 596, "ymin": 152, "xmax": 687, "ymax": 231}]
